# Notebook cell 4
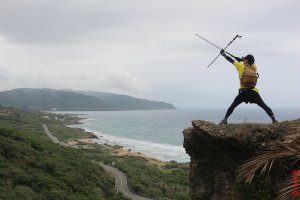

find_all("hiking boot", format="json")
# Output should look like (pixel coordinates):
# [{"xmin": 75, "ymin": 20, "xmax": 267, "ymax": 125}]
[
  {"xmin": 271, "ymin": 115, "xmax": 278, "ymax": 124},
  {"xmin": 219, "ymin": 119, "xmax": 227, "ymax": 125}
]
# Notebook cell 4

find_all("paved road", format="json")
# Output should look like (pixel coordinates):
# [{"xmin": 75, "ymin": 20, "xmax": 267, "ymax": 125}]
[
  {"xmin": 42, "ymin": 124, "xmax": 65, "ymax": 145},
  {"xmin": 42, "ymin": 124, "xmax": 93, "ymax": 149},
  {"xmin": 99, "ymin": 163, "xmax": 153, "ymax": 200},
  {"xmin": 42, "ymin": 124, "xmax": 153, "ymax": 200}
]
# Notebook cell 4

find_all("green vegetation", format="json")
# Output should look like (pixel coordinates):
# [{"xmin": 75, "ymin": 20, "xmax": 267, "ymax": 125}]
[
  {"xmin": 44, "ymin": 115, "xmax": 94, "ymax": 141},
  {"xmin": 0, "ymin": 106, "xmax": 190, "ymax": 200},
  {"xmin": 0, "ymin": 107, "xmax": 128, "ymax": 200},
  {"xmin": 113, "ymin": 157, "xmax": 190, "ymax": 200},
  {"xmin": 83, "ymin": 149, "xmax": 190, "ymax": 200},
  {"xmin": 78, "ymin": 90, "xmax": 176, "ymax": 110}
]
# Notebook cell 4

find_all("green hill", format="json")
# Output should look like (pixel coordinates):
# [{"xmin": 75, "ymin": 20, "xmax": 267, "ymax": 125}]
[
  {"xmin": 78, "ymin": 90, "xmax": 176, "ymax": 110},
  {"xmin": 0, "ymin": 88, "xmax": 175, "ymax": 111},
  {"xmin": 0, "ymin": 106, "xmax": 189, "ymax": 200},
  {"xmin": 0, "ymin": 107, "xmax": 126, "ymax": 200},
  {"xmin": 0, "ymin": 88, "xmax": 112, "ymax": 111}
]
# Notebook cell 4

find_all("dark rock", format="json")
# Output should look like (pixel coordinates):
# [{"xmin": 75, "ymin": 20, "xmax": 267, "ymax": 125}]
[
  {"xmin": 113, "ymin": 145, "xmax": 123, "ymax": 149},
  {"xmin": 183, "ymin": 119, "xmax": 300, "ymax": 200}
]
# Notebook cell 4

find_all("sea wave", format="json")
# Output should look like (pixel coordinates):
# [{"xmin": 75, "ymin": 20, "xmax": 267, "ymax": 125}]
[{"xmin": 69, "ymin": 125, "xmax": 190, "ymax": 162}]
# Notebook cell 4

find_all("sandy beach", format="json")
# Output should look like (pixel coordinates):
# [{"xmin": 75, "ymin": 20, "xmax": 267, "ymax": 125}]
[
  {"xmin": 66, "ymin": 115, "xmax": 178, "ymax": 165},
  {"xmin": 110, "ymin": 147, "xmax": 168, "ymax": 166},
  {"xmin": 70, "ymin": 137, "xmax": 169, "ymax": 166}
]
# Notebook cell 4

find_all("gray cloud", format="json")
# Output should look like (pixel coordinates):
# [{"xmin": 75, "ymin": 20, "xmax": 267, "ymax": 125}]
[{"xmin": 0, "ymin": 0, "xmax": 299, "ymax": 108}]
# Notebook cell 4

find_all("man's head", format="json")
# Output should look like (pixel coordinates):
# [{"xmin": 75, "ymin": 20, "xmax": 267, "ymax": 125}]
[{"xmin": 243, "ymin": 54, "xmax": 255, "ymax": 65}]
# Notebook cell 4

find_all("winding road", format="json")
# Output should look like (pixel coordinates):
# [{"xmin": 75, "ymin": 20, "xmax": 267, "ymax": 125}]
[
  {"xmin": 99, "ymin": 163, "xmax": 153, "ymax": 200},
  {"xmin": 42, "ymin": 124, "xmax": 153, "ymax": 200}
]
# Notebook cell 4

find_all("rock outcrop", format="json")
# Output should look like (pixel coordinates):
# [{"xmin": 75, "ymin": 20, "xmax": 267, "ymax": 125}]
[{"xmin": 183, "ymin": 120, "xmax": 300, "ymax": 200}]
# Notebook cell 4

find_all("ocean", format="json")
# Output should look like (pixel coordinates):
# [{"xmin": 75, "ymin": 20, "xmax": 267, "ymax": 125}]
[{"xmin": 56, "ymin": 108, "xmax": 300, "ymax": 163}]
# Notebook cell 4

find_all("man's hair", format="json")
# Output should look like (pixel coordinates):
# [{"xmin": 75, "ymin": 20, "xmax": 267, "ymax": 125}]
[{"xmin": 244, "ymin": 54, "xmax": 255, "ymax": 65}]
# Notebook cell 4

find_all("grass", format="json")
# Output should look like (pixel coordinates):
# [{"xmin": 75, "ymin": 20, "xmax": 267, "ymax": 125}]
[
  {"xmin": 0, "ymin": 106, "xmax": 128, "ymax": 200},
  {"xmin": 83, "ymin": 149, "xmax": 190, "ymax": 200},
  {"xmin": 0, "ymin": 106, "xmax": 190, "ymax": 200}
]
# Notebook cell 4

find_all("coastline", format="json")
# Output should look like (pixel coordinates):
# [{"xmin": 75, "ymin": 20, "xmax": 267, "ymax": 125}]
[
  {"xmin": 74, "ymin": 137, "xmax": 169, "ymax": 165},
  {"xmin": 64, "ymin": 113, "xmax": 189, "ymax": 163},
  {"xmin": 66, "ymin": 115, "xmax": 170, "ymax": 164}
]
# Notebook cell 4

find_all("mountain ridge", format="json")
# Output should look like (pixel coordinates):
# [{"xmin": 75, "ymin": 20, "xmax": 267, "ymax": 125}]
[
  {"xmin": 0, "ymin": 88, "xmax": 175, "ymax": 111},
  {"xmin": 77, "ymin": 90, "xmax": 175, "ymax": 110}
]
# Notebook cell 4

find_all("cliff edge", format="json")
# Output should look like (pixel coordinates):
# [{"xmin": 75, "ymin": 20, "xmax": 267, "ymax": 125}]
[{"xmin": 183, "ymin": 119, "xmax": 300, "ymax": 200}]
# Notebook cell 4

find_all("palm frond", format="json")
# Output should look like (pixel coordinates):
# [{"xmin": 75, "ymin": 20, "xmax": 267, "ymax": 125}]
[
  {"xmin": 237, "ymin": 144, "xmax": 300, "ymax": 184},
  {"xmin": 278, "ymin": 171, "xmax": 300, "ymax": 200}
]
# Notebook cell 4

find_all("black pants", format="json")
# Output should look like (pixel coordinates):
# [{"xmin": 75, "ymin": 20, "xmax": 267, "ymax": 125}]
[{"xmin": 224, "ymin": 89, "xmax": 274, "ymax": 120}]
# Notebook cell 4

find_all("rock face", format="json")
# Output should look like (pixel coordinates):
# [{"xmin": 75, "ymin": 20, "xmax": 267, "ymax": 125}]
[{"xmin": 183, "ymin": 120, "xmax": 300, "ymax": 200}]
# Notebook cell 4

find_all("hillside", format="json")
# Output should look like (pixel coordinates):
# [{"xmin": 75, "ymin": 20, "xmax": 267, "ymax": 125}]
[
  {"xmin": 0, "ymin": 88, "xmax": 175, "ymax": 111},
  {"xmin": 78, "ymin": 90, "xmax": 176, "ymax": 110},
  {"xmin": 0, "ymin": 106, "xmax": 190, "ymax": 200},
  {"xmin": 0, "ymin": 107, "xmax": 127, "ymax": 199}
]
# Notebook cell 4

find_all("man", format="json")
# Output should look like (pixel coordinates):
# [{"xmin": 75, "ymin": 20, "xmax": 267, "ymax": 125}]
[{"xmin": 219, "ymin": 49, "xmax": 278, "ymax": 125}]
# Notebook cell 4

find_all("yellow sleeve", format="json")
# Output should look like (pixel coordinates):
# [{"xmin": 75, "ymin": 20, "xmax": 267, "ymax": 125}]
[
  {"xmin": 253, "ymin": 64, "xmax": 257, "ymax": 70},
  {"xmin": 233, "ymin": 61, "xmax": 244, "ymax": 77}
]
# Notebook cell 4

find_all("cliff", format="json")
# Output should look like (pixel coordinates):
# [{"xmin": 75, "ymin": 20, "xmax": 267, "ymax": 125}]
[{"xmin": 183, "ymin": 120, "xmax": 300, "ymax": 200}]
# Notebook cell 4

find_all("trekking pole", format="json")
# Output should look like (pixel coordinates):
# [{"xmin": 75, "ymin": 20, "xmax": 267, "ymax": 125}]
[
  {"xmin": 206, "ymin": 34, "xmax": 242, "ymax": 68},
  {"xmin": 195, "ymin": 34, "xmax": 239, "ymax": 58}
]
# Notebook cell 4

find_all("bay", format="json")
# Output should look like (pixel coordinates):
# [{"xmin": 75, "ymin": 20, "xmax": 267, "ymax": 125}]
[{"xmin": 56, "ymin": 107, "xmax": 300, "ymax": 163}]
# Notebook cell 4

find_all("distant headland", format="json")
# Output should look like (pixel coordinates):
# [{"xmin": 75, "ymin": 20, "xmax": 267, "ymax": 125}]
[{"xmin": 0, "ymin": 88, "xmax": 175, "ymax": 111}]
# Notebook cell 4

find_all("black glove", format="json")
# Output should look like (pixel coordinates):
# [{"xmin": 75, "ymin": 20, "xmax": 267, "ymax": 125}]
[{"xmin": 220, "ymin": 49, "xmax": 225, "ymax": 56}]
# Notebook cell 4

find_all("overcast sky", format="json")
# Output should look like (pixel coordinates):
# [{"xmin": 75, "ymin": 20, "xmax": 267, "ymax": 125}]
[{"xmin": 0, "ymin": 0, "xmax": 299, "ymax": 109}]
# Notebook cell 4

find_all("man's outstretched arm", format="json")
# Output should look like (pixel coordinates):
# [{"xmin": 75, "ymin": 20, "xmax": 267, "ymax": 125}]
[{"xmin": 220, "ymin": 49, "xmax": 234, "ymax": 63}]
